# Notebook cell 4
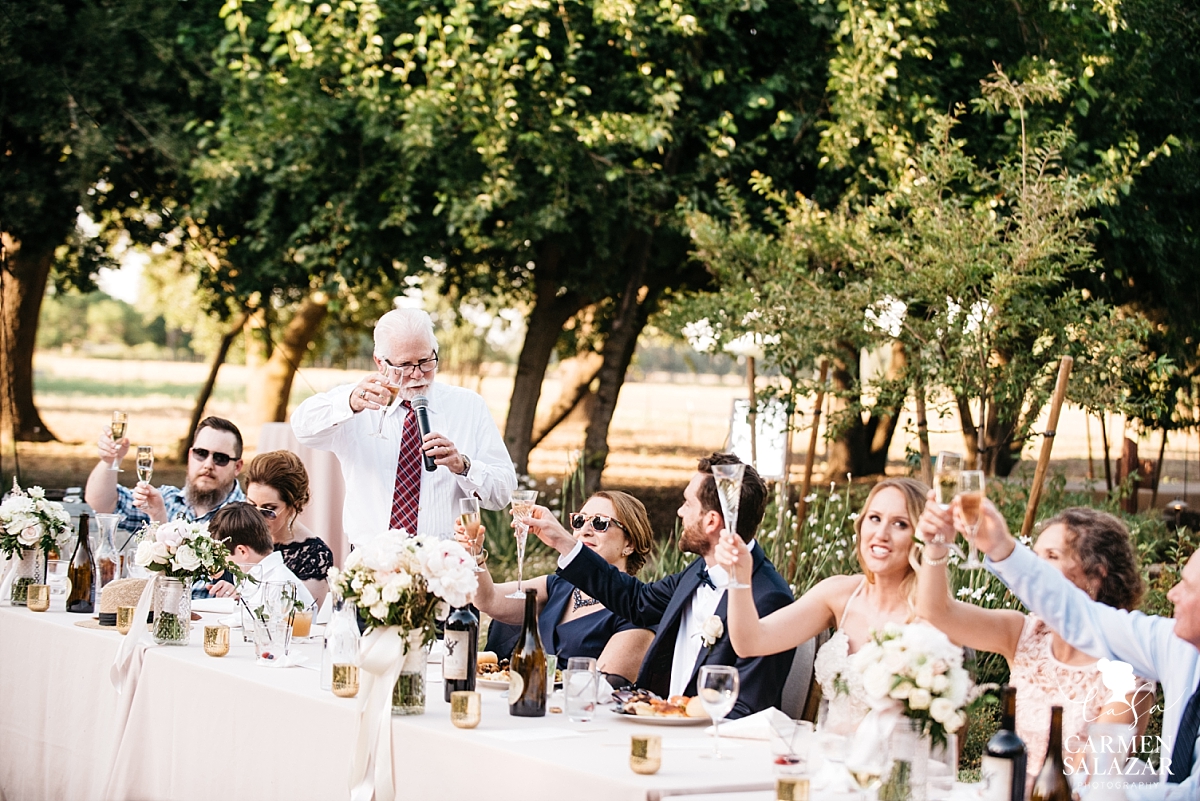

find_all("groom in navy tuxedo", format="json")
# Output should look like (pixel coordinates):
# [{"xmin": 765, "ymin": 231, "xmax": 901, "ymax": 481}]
[{"xmin": 526, "ymin": 453, "xmax": 795, "ymax": 719}]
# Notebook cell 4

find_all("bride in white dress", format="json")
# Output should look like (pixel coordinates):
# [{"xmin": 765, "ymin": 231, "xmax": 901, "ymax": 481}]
[{"xmin": 717, "ymin": 477, "xmax": 926, "ymax": 734}]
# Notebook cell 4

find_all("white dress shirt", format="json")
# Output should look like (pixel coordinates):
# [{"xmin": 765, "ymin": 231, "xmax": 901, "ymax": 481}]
[
  {"xmin": 558, "ymin": 543, "xmax": 727, "ymax": 697},
  {"xmin": 291, "ymin": 380, "xmax": 516, "ymax": 547},
  {"xmin": 989, "ymin": 543, "xmax": 1199, "ymax": 799},
  {"xmin": 238, "ymin": 551, "xmax": 315, "ymax": 608}
]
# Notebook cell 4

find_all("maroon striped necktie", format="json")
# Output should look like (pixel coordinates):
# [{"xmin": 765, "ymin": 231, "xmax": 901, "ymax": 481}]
[{"xmin": 389, "ymin": 401, "xmax": 422, "ymax": 535}]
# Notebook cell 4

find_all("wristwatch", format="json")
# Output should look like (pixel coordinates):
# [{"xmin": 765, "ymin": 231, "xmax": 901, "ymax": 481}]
[{"xmin": 458, "ymin": 454, "xmax": 472, "ymax": 476}]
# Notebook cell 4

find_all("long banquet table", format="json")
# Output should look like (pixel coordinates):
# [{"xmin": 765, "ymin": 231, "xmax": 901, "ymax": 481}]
[{"xmin": 0, "ymin": 603, "xmax": 782, "ymax": 801}]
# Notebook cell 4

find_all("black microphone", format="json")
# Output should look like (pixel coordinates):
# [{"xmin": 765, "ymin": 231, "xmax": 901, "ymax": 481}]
[{"xmin": 411, "ymin": 395, "xmax": 437, "ymax": 472}]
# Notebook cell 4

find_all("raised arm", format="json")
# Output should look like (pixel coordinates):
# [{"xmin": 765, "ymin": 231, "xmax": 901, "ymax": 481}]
[
  {"xmin": 453, "ymin": 519, "xmax": 547, "ymax": 623},
  {"xmin": 914, "ymin": 494, "xmax": 1024, "ymax": 661}
]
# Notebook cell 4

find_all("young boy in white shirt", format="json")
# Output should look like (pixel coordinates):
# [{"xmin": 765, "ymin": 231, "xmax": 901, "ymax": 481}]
[{"xmin": 206, "ymin": 502, "xmax": 314, "ymax": 608}]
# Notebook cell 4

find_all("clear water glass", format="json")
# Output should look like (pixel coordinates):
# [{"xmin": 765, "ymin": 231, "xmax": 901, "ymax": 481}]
[
  {"xmin": 564, "ymin": 656, "xmax": 598, "ymax": 723},
  {"xmin": 698, "ymin": 665, "xmax": 739, "ymax": 759}
]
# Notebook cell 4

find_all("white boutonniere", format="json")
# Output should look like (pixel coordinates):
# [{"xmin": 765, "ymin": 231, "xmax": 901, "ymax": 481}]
[{"xmin": 699, "ymin": 615, "xmax": 724, "ymax": 650}]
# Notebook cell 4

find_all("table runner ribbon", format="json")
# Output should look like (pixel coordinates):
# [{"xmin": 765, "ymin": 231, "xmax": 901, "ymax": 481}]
[
  {"xmin": 0, "ymin": 554, "xmax": 19, "ymax": 603},
  {"xmin": 350, "ymin": 627, "xmax": 421, "ymax": 801}
]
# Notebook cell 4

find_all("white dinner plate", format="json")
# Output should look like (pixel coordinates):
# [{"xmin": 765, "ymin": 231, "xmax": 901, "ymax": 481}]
[
  {"xmin": 610, "ymin": 709, "xmax": 707, "ymax": 726},
  {"xmin": 477, "ymin": 678, "xmax": 511, "ymax": 690}
]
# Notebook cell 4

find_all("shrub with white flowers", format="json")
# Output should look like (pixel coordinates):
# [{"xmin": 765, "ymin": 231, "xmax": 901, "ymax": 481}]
[
  {"xmin": 328, "ymin": 532, "xmax": 477, "ymax": 647},
  {"xmin": 851, "ymin": 621, "xmax": 974, "ymax": 747}
]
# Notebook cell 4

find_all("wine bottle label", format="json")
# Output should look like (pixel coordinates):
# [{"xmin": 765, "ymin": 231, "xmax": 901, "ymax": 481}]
[
  {"xmin": 508, "ymin": 672, "xmax": 525, "ymax": 705},
  {"xmin": 443, "ymin": 630, "xmax": 471, "ymax": 681},
  {"xmin": 980, "ymin": 755, "xmax": 1015, "ymax": 801}
]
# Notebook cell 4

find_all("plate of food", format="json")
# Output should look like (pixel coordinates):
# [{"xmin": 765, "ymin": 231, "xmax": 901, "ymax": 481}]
[
  {"xmin": 476, "ymin": 652, "xmax": 563, "ymax": 689},
  {"xmin": 610, "ymin": 689, "xmax": 708, "ymax": 725}
]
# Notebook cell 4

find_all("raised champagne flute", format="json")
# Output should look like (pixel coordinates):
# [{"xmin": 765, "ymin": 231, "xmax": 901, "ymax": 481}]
[
  {"xmin": 135, "ymin": 446, "xmax": 154, "ymax": 485},
  {"xmin": 958, "ymin": 470, "xmax": 986, "ymax": 570},
  {"xmin": 698, "ymin": 665, "xmax": 740, "ymax": 759},
  {"xmin": 712, "ymin": 463, "xmax": 750, "ymax": 589},
  {"xmin": 505, "ymin": 490, "xmax": 539, "ymax": 599},
  {"xmin": 108, "ymin": 411, "xmax": 128, "ymax": 472},
  {"xmin": 459, "ymin": 497, "xmax": 485, "ymax": 573},
  {"xmin": 369, "ymin": 364, "xmax": 404, "ymax": 440},
  {"xmin": 934, "ymin": 451, "xmax": 964, "ymax": 509}
]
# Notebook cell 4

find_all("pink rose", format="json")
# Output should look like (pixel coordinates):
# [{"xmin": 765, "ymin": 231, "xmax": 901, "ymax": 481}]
[{"xmin": 155, "ymin": 521, "xmax": 187, "ymax": 548}]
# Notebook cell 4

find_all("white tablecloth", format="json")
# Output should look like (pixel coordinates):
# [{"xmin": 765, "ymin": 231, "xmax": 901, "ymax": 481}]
[
  {"xmin": 257, "ymin": 422, "xmax": 348, "ymax": 568},
  {"xmin": 0, "ymin": 604, "xmax": 777, "ymax": 801}
]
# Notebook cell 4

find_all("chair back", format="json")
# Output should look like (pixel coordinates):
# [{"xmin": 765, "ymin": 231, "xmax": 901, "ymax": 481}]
[{"xmin": 779, "ymin": 631, "xmax": 823, "ymax": 719}]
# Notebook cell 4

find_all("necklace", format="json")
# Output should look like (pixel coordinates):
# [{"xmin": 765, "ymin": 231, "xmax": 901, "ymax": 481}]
[{"xmin": 571, "ymin": 587, "xmax": 601, "ymax": 612}]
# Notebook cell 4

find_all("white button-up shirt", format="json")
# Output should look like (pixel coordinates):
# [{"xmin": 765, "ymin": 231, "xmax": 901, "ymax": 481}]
[
  {"xmin": 669, "ymin": 563, "xmax": 727, "ymax": 697},
  {"xmin": 989, "ymin": 543, "xmax": 1199, "ymax": 799},
  {"xmin": 291, "ymin": 380, "xmax": 516, "ymax": 547},
  {"xmin": 238, "ymin": 551, "xmax": 315, "ymax": 608}
]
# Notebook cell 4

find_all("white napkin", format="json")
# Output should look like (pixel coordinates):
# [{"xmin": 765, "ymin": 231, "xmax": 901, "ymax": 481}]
[
  {"xmin": 703, "ymin": 707, "xmax": 790, "ymax": 740},
  {"xmin": 192, "ymin": 597, "xmax": 236, "ymax": 614}
]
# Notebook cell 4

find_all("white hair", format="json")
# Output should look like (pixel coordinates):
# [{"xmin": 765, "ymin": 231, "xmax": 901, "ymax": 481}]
[{"xmin": 373, "ymin": 308, "xmax": 439, "ymax": 357}]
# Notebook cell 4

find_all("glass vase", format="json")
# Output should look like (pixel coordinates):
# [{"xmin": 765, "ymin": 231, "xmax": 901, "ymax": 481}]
[
  {"xmin": 10, "ymin": 548, "xmax": 46, "ymax": 606},
  {"xmin": 884, "ymin": 716, "xmax": 931, "ymax": 801},
  {"xmin": 391, "ymin": 631, "xmax": 428, "ymax": 715},
  {"xmin": 152, "ymin": 577, "xmax": 193, "ymax": 645}
]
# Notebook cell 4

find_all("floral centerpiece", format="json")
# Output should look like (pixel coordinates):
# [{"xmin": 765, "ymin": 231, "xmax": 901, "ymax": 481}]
[
  {"xmin": 331, "ymin": 531, "xmax": 477, "ymax": 722},
  {"xmin": 0, "ymin": 482, "xmax": 72, "ymax": 604},
  {"xmin": 133, "ymin": 519, "xmax": 244, "ymax": 644},
  {"xmin": 852, "ymin": 621, "xmax": 973, "ymax": 747}
]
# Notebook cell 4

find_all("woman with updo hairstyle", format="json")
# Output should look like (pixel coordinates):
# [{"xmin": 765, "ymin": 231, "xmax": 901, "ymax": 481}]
[
  {"xmin": 918, "ymin": 502, "xmax": 1155, "ymax": 787},
  {"xmin": 244, "ymin": 450, "xmax": 333, "ymax": 607}
]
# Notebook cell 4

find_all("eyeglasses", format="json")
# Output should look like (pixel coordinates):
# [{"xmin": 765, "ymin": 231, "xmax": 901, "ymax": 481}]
[
  {"xmin": 255, "ymin": 506, "xmax": 278, "ymax": 520},
  {"xmin": 569, "ymin": 513, "xmax": 626, "ymax": 533},
  {"xmin": 384, "ymin": 354, "xmax": 439, "ymax": 376},
  {"xmin": 189, "ymin": 447, "xmax": 237, "ymax": 467}
]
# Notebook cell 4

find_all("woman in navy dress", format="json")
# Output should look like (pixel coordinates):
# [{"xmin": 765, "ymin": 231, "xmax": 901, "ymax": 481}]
[{"xmin": 464, "ymin": 490, "xmax": 655, "ymax": 685}]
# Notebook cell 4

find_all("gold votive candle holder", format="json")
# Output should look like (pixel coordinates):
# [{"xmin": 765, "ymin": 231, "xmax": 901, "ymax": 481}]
[
  {"xmin": 203, "ymin": 625, "xmax": 230, "ymax": 657},
  {"xmin": 116, "ymin": 605, "xmax": 137, "ymax": 635},
  {"xmin": 630, "ymin": 734, "xmax": 662, "ymax": 775},
  {"xmin": 332, "ymin": 663, "xmax": 360, "ymax": 698},
  {"xmin": 775, "ymin": 776, "xmax": 810, "ymax": 801},
  {"xmin": 26, "ymin": 584, "xmax": 51, "ymax": 612},
  {"xmin": 450, "ymin": 691, "xmax": 482, "ymax": 729}
]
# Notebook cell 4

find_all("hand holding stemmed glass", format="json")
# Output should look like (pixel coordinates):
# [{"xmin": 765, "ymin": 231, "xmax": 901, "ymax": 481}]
[
  {"xmin": 135, "ymin": 446, "xmax": 154, "ymax": 486},
  {"xmin": 458, "ymin": 497, "xmax": 485, "ymax": 573},
  {"xmin": 957, "ymin": 470, "xmax": 986, "ymax": 569},
  {"xmin": 712, "ymin": 463, "xmax": 750, "ymax": 589},
  {"xmin": 506, "ymin": 490, "xmax": 539, "ymax": 599},
  {"xmin": 369, "ymin": 364, "xmax": 405, "ymax": 439},
  {"xmin": 107, "ymin": 411, "xmax": 128, "ymax": 472},
  {"xmin": 930, "ymin": 451, "xmax": 966, "ymax": 559},
  {"xmin": 698, "ymin": 665, "xmax": 740, "ymax": 759}
]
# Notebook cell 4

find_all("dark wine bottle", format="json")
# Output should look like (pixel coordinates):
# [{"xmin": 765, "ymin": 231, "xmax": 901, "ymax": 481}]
[
  {"xmin": 1030, "ymin": 705, "xmax": 1073, "ymax": 801},
  {"xmin": 981, "ymin": 685, "xmax": 1027, "ymax": 801},
  {"xmin": 508, "ymin": 590, "xmax": 547, "ymax": 717},
  {"xmin": 66, "ymin": 513, "xmax": 95, "ymax": 613},
  {"xmin": 443, "ymin": 605, "xmax": 479, "ymax": 702}
]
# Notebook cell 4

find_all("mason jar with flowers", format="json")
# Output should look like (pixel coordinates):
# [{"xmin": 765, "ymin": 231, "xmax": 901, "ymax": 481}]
[
  {"xmin": 134, "ymin": 519, "xmax": 244, "ymax": 645},
  {"xmin": 0, "ymin": 482, "xmax": 71, "ymax": 605}
]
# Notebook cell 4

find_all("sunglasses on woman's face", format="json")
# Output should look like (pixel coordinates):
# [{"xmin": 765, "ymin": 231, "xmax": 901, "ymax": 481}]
[
  {"xmin": 255, "ymin": 506, "xmax": 278, "ymax": 520},
  {"xmin": 189, "ymin": 447, "xmax": 236, "ymax": 467},
  {"xmin": 569, "ymin": 513, "xmax": 625, "ymax": 533}
]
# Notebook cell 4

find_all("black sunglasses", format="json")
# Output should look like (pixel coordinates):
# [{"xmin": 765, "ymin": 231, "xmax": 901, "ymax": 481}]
[
  {"xmin": 255, "ymin": 506, "xmax": 278, "ymax": 520},
  {"xmin": 569, "ymin": 513, "xmax": 625, "ymax": 533},
  {"xmin": 189, "ymin": 447, "xmax": 236, "ymax": 467}
]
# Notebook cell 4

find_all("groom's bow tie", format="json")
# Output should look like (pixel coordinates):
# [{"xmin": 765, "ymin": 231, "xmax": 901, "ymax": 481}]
[{"xmin": 697, "ymin": 566, "xmax": 716, "ymax": 591}]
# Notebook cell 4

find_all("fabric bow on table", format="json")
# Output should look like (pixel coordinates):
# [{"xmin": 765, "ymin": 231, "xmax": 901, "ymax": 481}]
[{"xmin": 349, "ymin": 627, "xmax": 423, "ymax": 801}]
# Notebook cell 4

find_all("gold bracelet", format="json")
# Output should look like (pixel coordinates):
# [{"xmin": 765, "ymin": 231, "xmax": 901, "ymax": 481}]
[
  {"xmin": 475, "ymin": 548, "xmax": 488, "ymax": 567},
  {"xmin": 921, "ymin": 543, "xmax": 951, "ymax": 567}
]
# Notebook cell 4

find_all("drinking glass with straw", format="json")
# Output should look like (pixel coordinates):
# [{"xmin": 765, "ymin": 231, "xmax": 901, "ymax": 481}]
[
  {"xmin": 712, "ymin": 463, "xmax": 750, "ymax": 589},
  {"xmin": 108, "ymin": 411, "xmax": 128, "ymax": 472},
  {"xmin": 957, "ymin": 470, "xmax": 986, "ymax": 569},
  {"xmin": 506, "ymin": 490, "xmax": 539, "ymax": 599}
]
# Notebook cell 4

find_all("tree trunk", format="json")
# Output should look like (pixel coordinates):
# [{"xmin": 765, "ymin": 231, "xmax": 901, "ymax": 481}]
[
  {"xmin": 955, "ymin": 393, "xmax": 1023, "ymax": 476},
  {"xmin": 503, "ymin": 244, "xmax": 586, "ymax": 475},
  {"xmin": 177, "ymin": 311, "xmax": 248, "ymax": 461},
  {"xmin": 529, "ymin": 349, "xmax": 604, "ymax": 449},
  {"xmin": 0, "ymin": 234, "xmax": 58, "ymax": 444},
  {"xmin": 243, "ymin": 307, "xmax": 270, "ymax": 422},
  {"xmin": 824, "ymin": 340, "xmax": 905, "ymax": 480},
  {"xmin": 252, "ymin": 294, "xmax": 328, "ymax": 427},
  {"xmin": 581, "ymin": 234, "xmax": 660, "ymax": 495}
]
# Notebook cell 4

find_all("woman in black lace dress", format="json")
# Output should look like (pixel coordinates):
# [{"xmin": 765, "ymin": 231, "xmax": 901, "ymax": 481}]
[{"xmin": 244, "ymin": 450, "xmax": 333, "ymax": 607}]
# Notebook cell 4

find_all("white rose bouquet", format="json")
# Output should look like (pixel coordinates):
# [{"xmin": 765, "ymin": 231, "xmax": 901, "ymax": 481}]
[
  {"xmin": 133, "ymin": 520, "xmax": 243, "ymax": 582},
  {"xmin": 851, "ymin": 621, "xmax": 973, "ymax": 747},
  {"xmin": 328, "ymin": 532, "xmax": 478, "ymax": 647},
  {"xmin": 0, "ymin": 481, "xmax": 72, "ymax": 557}
]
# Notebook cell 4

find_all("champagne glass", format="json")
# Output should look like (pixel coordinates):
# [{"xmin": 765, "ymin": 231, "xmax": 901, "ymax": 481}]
[
  {"xmin": 712, "ymin": 463, "xmax": 750, "ymax": 589},
  {"xmin": 135, "ymin": 446, "xmax": 154, "ymax": 485},
  {"xmin": 933, "ymin": 451, "xmax": 964, "ymax": 509},
  {"xmin": 505, "ymin": 490, "xmax": 539, "ymax": 599},
  {"xmin": 958, "ymin": 470, "xmax": 986, "ymax": 569},
  {"xmin": 459, "ymin": 497, "xmax": 485, "ymax": 573},
  {"xmin": 369, "ymin": 364, "xmax": 404, "ymax": 439},
  {"xmin": 846, "ymin": 745, "xmax": 889, "ymax": 801},
  {"xmin": 698, "ymin": 665, "xmax": 740, "ymax": 759},
  {"xmin": 108, "ymin": 411, "xmax": 128, "ymax": 472}
]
